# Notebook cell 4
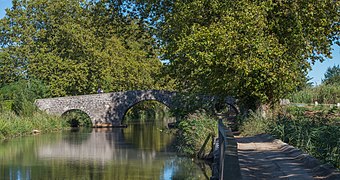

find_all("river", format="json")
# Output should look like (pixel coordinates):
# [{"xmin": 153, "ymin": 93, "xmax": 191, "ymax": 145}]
[{"xmin": 0, "ymin": 116, "xmax": 211, "ymax": 179}]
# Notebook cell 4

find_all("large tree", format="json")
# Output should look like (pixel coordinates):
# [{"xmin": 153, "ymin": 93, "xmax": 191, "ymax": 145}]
[
  {"xmin": 133, "ymin": 0, "xmax": 339, "ymax": 110},
  {"xmin": 0, "ymin": 0, "xmax": 164, "ymax": 96}
]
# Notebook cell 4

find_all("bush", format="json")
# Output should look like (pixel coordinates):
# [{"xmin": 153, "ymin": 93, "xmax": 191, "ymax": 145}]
[
  {"xmin": 270, "ymin": 115, "xmax": 340, "ymax": 168},
  {"xmin": 0, "ymin": 111, "xmax": 68, "ymax": 140},
  {"xmin": 289, "ymin": 84, "xmax": 340, "ymax": 104},
  {"xmin": 0, "ymin": 100, "xmax": 13, "ymax": 112},
  {"xmin": 239, "ymin": 106, "xmax": 340, "ymax": 168},
  {"xmin": 239, "ymin": 110, "xmax": 274, "ymax": 136},
  {"xmin": 12, "ymin": 92, "xmax": 37, "ymax": 116},
  {"xmin": 175, "ymin": 111, "xmax": 217, "ymax": 157}
]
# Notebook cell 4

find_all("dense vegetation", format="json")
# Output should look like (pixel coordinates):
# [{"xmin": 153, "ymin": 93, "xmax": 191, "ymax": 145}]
[
  {"xmin": 241, "ymin": 66, "xmax": 340, "ymax": 169},
  {"xmin": 1, "ymin": 0, "xmax": 338, "ymax": 110},
  {"xmin": 289, "ymin": 65, "xmax": 340, "ymax": 104},
  {"xmin": 289, "ymin": 84, "xmax": 340, "ymax": 104},
  {"xmin": 175, "ymin": 112, "xmax": 217, "ymax": 157},
  {"xmin": 240, "ymin": 106, "xmax": 340, "ymax": 169},
  {"xmin": 0, "ymin": 111, "xmax": 68, "ymax": 140},
  {"xmin": 131, "ymin": 0, "xmax": 339, "ymax": 111},
  {"xmin": 0, "ymin": 0, "xmax": 173, "ymax": 97},
  {"xmin": 0, "ymin": 80, "xmax": 69, "ymax": 140}
]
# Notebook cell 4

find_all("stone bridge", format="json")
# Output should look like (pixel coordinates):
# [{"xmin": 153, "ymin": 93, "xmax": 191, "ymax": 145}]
[
  {"xmin": 35, "ymin": 90, "xmax": 177, "ymax": 126},
  {"xmin": 35, "ymin": 90, "xmax": 236, "ymax": 126}
]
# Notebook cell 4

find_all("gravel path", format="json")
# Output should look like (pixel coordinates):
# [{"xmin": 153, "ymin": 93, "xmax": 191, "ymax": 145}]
[{"xmin": 236, "ymin": 134, "xmax": 340, "ymax": 180}]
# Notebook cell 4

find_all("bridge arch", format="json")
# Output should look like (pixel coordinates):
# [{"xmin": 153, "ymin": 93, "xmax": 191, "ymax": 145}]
[
  {"xmin": 122, "ymin": 100, "xmax": 171, "ymax": 123},
  {"xmin": 105, "ymin": 90, "xmax": 176, "ymax": 125},
  {"xmin": 61, "ymin": 109, "xmax": 93, "ymax": 127}
]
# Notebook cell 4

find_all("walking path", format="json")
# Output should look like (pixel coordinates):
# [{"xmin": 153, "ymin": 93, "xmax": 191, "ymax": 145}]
[{"xmin": 236, "ymin": 134, "xmax": 340, "ymax": 180}]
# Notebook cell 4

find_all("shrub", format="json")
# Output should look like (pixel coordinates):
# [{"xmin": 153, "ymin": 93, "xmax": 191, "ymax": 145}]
[
  {"xmin": 239, "ymin": 110, "xmax": 274, "ymax": 136},
  {"xmin": 175, "ymin": 111, "xmax": 217, "ymax": 157},
  {"xmin": 289, "ymin": 84, "xmax": 340, "ymax": 104},
  {"xmin": 0, "ymin": 111, "xmax": 68, "ymax": 140}
]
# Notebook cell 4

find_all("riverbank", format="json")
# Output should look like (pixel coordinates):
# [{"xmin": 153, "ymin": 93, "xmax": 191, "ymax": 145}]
[
  {"xmin": 239, "ymin": 105, "xmax": 340, "ymax": 169},
  {"xmin": 0, "ymin": 111, "xmax": 69, "ymax": 140}
]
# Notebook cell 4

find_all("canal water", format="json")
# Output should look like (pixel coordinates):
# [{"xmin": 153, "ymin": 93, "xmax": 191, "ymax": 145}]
[{"xmin": 0, "ymin": 117, "xmax": 211, "ymax": 179}]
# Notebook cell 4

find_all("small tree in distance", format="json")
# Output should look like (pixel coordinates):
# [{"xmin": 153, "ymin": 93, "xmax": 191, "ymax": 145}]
[{"xmin": 322, "ymin": 65, "xmax": 340, "ymax": 85}]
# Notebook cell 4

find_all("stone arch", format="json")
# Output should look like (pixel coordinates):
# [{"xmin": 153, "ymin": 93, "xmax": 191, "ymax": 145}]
[
  {"xmin": 106, "ymin": 90, "xmax": 176, "ymax": 125},
  {"xmin": 121, "ymin": 99, "xmax": 171, "ymax": 123},
  {"xmin": 61, "ymin": 109, "xmax": 93, "ymax": 127}
]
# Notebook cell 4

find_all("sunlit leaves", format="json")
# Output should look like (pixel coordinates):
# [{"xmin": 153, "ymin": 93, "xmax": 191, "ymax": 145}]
[
  {"xmin": 145, "ymin": 0, "xmax": 339, "ymax": 110},
  {"xmin": 0, "ymin": 0, "xmax": 165, "ymax": 96}
]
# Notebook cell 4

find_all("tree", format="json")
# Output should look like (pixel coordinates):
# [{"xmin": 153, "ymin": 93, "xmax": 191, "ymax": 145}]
[
  {"xmin": 133, "ymin": 0, "xmax": 339, "ymax": 111},
  {"xmin": 0, "ymin": 0, "xmax": 165, "ymax": 97},
  {"xmin": 322, "ymin": 65, "xmax": 340, "ymax": 85}
]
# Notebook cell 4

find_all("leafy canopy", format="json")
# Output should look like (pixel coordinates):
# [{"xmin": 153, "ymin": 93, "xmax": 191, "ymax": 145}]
[
  {"xmin": 135, "ymin": 0, "xmax": 339, "ymax": 110},
  {"xmin": 0, "ymin": 0, "xmax": 167, "ymax": 96}
]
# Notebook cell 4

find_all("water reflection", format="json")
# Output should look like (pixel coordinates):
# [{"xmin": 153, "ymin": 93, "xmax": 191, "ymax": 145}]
[{"xmin": 0, "ymin": 119, "xmax": 211, "ymax": 179}]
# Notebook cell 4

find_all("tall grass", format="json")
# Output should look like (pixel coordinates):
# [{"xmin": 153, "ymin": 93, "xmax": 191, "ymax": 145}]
[
  {"xmin": 0, "ymin": 111, "xmax": 69, "ymax": 140},
  {"xmin": 240, "ymin": 107, "xmax": 340, "ymax": 169},
  {"xmin": 175, "ymin": 111, "xmax": 217, "ymax": 157},
  {"xmin": 239, "ymin": 110, "xmax": 274, "ymax": 136},
  {"xmin": 289, "ymin": 84, "xmax": 340, "ymax": 104}
]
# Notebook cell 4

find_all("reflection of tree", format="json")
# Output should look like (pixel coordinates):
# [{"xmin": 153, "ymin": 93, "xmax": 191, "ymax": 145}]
[
  {"xmin": 0, "ymin": 126, "xmax": 211, "ymax": 179},
  {"xmin": 123, "ymin": 122, "xmax": 174, "ymax": 152},
  {"xmin": 123, "ymin": 100, "xmax": 176, "ymax": 151}
]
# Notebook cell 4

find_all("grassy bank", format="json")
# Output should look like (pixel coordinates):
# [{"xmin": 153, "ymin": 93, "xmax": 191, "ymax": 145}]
[
  {"xmin": 240, "ymin": 106, "xmax": 340, "ymax": 169},
  {"xmin": 175, "ymin": 112, "xmax": 217, "ymax": 157},
  {"xmin": 0, "ymin": 111, "xmax": 69, "ymax": 140}
]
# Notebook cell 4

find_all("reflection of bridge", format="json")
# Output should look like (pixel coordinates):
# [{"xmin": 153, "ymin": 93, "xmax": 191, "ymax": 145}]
[
  {"xmin": 35, "ymin": 90, "xmax": 176, "ymax": 125},
  {"xmin": 38, "ymin": 129, "xmax": 163, "ymax": 163}
]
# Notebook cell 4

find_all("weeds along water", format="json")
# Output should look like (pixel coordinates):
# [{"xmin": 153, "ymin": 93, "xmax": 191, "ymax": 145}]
[
  {"xmin": 240, "ymin": 106, "xmax": 340, "ymax": 169},
  {"xmin": 0, "ymin": 111, "xmax": 69, "ymax": 140}
]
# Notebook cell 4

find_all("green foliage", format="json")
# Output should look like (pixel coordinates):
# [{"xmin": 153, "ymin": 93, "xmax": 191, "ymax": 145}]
[
  {"xmin": 239, "ymin": 106, "xmax": 340, "ymax": 168},
  {"xmin": 239, "ymin": 111, "xmax": 274, "ymax": 136},
  {"xmin": 0, "ymin": 111, "xmax": 68, "ymax": 140},
  {"xmin": 134, "ymin": 0, "xmax": 339, "ymax": 111},
  {"xmin": 271, "ymin": 110, "xmax": 340, "ymax": 168},
  {"xmin": 175, "ymin": 112, "xmax": 217, "ymax": 156},
  {"xmin": 170, "ymin": 92, "xmax": 235, "ymax": 119},
  {"xmin": 0, "ymin": 100, "xmax": 12, "ymax": 112},
  {"xmin": 11, "ymin": 92, "xmax": 36, "ymax": 117},
  {"xmin": 289, "ymin": 84, "xmax": 340, "ymax": 104},
  {"xmin": 0, "ymin": 0, "xmax": 169, "ymax": 97},
  {"xmin": 322, "ymin": 65, "xmax": 340, "ymax": 85},
  {"xmin": 0, "ymin": 79, "xmax": 49, "ymax": 116}
]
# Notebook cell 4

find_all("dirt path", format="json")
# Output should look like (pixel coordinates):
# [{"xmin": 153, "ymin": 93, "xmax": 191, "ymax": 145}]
[{"xmin": 236, "ymin": 134, "xmax": 340, "ymax": 180}]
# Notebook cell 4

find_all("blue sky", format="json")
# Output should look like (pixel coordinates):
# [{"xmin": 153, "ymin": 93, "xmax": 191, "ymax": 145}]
[{"xmin": 1, "ymin": 0, "xmax": 339, "ymax": 85}]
